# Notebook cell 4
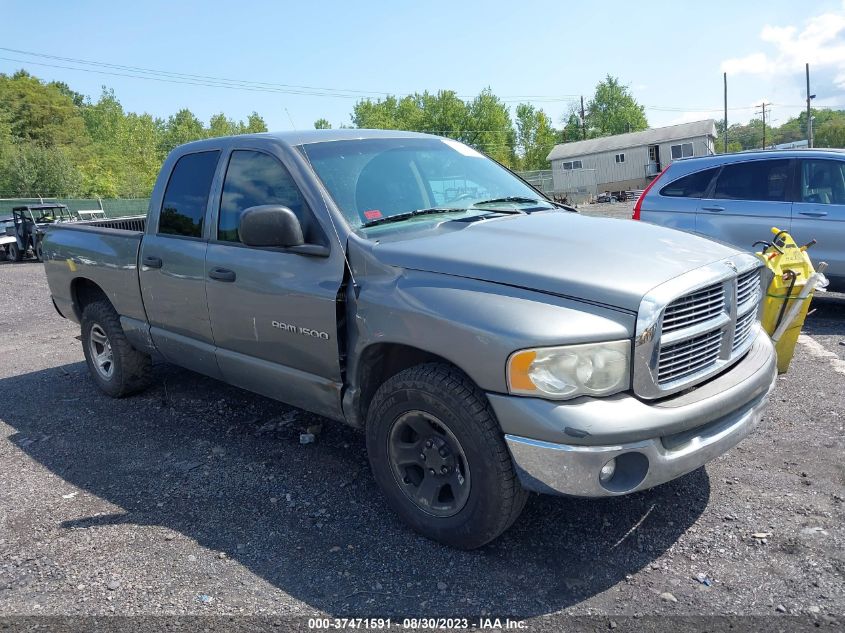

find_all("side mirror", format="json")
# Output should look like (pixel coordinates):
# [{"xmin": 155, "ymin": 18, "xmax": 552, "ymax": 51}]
[{"xmin": 238, "ymin": 205, "xmax": 304, "ymax": 248}]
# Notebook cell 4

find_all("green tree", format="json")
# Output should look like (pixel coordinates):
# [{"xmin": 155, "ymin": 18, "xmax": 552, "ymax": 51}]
[
  {"xmin": 586, "ymin": 75, "xmax": 648, "ymax": 137},
  {"xmin": 1, "ymin": 143, "xmax": 82, "ymax": 196},
  {"xmin": 243, "ymin": 112, "xmax": 268, "ymax": 134},
  {"xmin": 514, "ymin": 103, "xmax": 557, "ymax": 170},
  {"xmin": 0, "ymin": 70, "xmax": 89, "ymax": 149},
  {"xmin": 816, "ymin": 116, "xmax": 845, "ymax": 148},
  {"xmin": 560, "ymin": 106, "xmax": 584, "ymax": 142},
  {"xmin": 314, "ymin": 118, "xmax": 332, "ymax": 129},
  {"xmin": 464, "ymin": 89, "xmax": 514, "ymax": 165},
  {"xmin": 208, "ymin": 113, "xmax": 240, "ymax": 137},
  {"xmin": 159, "ymin": 108, "xmax": 205, "ymax": 155}
]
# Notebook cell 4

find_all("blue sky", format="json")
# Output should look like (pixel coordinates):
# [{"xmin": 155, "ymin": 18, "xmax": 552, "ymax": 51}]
[{"xmin": 3, "ymin": 0, "xmax": 845, "ymax": 133}]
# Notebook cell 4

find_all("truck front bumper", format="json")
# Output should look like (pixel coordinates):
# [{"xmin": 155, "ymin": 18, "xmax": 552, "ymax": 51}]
[{"xmin": 489, "ymin": 333, "xmax": 778, "ymax": 497}]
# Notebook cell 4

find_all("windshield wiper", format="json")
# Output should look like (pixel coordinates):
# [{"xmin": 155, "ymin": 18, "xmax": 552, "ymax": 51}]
[
  {"xmin": 361, "ymin": 203, "xmax": 530, "ymax": 228},
  {"xmin": 361, "ymin": 207, "xmax": 466, "ymax": 228},
  {"xmin": 471, "ymin": 196, "xmax": 545, "ymax": 206}
]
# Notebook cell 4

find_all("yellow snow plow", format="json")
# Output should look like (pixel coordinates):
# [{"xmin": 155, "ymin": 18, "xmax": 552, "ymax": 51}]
[{"xmin": 755, "ymin": 227, "xmax": 828, "ymax": 373}]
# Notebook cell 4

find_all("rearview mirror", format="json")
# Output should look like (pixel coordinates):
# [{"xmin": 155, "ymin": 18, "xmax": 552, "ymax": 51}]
[{"xmin": 239, "ymin": 205, "xmax": 304, "ymax": 248}]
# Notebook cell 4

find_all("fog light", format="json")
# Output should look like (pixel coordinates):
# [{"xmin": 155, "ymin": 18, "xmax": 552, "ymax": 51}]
[{"xmin": 599, "ymin": 458, "xmax": 616, "ymax": 483}]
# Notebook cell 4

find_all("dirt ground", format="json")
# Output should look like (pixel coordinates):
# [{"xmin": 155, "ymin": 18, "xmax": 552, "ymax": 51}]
[{"xmin": 0, "ymin": 250, "xmax": 843, "ymax": 624}]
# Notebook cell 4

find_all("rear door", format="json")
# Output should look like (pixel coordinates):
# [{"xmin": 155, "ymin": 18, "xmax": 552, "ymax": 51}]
[
  {"xmin": 697, "ymin": 158, "xmax": 792, "ymax": 251},
  {"xmin": 641, "ymin": 166, "xmax": 719, "ymax": 231},
  {"xmin": 204, "ymin": 147, "xmax": 345, "ymax": 419},
  {"xmin": 139, "ymin": 149, "xmax": 223, "ymax": 378},
  {"xmin": 791, "ymin": 158, "xmax": 845, "ymax": 287}
]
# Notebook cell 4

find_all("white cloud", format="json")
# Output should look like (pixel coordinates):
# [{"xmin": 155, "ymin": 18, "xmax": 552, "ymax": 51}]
[
  {"xmin": 722, "ymin": 2, "xmax": 845, "ymax": 79},
  {"xmin": 722, "ymin": 52, "xmax": 774, "ymax": 75}
]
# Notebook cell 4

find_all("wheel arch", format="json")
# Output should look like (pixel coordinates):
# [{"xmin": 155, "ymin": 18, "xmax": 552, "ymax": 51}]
[
  {"xmin": 70, "ymin": 277, "xmax": 112, "ymax": 321},
  {"xmin": 349, "ymin": 342, "xmax": 470, "ymax": 428}
]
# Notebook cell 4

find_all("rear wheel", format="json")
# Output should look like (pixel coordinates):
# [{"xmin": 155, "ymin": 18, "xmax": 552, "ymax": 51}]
[
  {"xmin": 7, "ymin": 243, "xmax": 21, "ymax": 262},
  {"xmin": 366, "ymin": 363, "xmax": 528, "ymax": 549},
  {"xmin": 81, "ymin": 300, "xmax": 152, "ymax": 397},
  {"xmin": 34, "ymin": 241, "xmax": 44, "ymax": 262}
]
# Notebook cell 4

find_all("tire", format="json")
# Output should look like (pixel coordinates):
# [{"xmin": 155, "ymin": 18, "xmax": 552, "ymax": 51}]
[
  {"xmin": 365, "ymin": 363, "xmax": 528, "ymax": 549},
  {"xmin": 7, "ymin": 242, "xmax": 21, "ymax": 262},
  {"xmin": 81, "ymin": 300, "xmax": 152, "ymax": 398},
  {"xmin": 35, "ymin": 240, "xmax": 44, "ymax": 262}
]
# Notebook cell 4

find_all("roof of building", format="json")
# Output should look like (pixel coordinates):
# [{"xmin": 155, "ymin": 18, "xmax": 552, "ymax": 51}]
[{"xmin": 547, "ymin": 119, "xmax": 717, "ymax": 162}]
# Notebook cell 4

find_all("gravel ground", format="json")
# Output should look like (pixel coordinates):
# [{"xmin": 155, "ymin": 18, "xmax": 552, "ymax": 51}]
[{"xmin": 1, "ymin": 249, "xmax": 843, "ymax": 622}]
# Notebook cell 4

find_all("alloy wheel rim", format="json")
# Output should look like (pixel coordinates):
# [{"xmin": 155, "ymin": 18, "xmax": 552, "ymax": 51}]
[
  {"xmin": 89, "ymin": 324, "xmax": 114, "ymax": 380},
  {"xmin": 387, "ymin": 410, "xmax": 471, "ymax": 517}
]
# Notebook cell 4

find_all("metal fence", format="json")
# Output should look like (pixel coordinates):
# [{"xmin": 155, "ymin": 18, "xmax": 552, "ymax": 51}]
[
  {"xmin": 517, "ymin": 170, "xmax": 555, "ymax": 196},
  {"xmin": 551, "ymin": 168, "xmax": 598, "ymax": 205},
  {"xmin": 0, "ymin": 197, "xmax": 149, "ymax": 218}
]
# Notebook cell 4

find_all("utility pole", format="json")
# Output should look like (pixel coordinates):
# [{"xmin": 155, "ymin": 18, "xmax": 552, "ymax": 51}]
[
  {"xmin": 723, "ymin": 72, "xmax": 728, "ymax": 153},
  {"xmin": 756, "ymin": 102, "xmax": 770, "ymax": 148},
  {"xmin": 580, "ymin": 95, "xmax": 586, "ymax": 140},
  {"xmin": 806, "ymin": 63, "xmax": 815, "ymax": 148}
]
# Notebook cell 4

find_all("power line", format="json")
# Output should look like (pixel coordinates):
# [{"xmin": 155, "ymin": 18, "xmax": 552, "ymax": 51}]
[
  {"xmin": 0, "ymin": 47, "xmax": 584, "ymax": 102},
  {"xmin": 3, "ymin": 48, "xmax": 842, "ymax": 125}
]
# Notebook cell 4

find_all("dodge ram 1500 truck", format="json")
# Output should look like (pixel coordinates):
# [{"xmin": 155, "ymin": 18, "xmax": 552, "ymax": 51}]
[{"xmin": 43, "ymin": 130, "xmax": 778, "ymax": 549}]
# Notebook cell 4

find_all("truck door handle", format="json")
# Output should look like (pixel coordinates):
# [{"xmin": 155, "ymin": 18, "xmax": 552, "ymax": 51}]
[
  {"xmin": 798, "ymin": 210, "xmax": 828, "ymax": 217},
  {"xmin": 208, "ymin": 267, "xmax": 236, "ymax": 282},
  {"xmin": 142, "ymin": 255, "xmax": 163, "ymax": 268},
  {"xmin": 701, "ymin": 206, "xmax": 724, "ymax": 212}
]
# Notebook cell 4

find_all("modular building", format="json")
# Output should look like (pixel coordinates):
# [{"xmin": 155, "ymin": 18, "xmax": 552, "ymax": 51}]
[{"xmin": 547, "ymin": 119, "xmax": 717, "ymax": 196}]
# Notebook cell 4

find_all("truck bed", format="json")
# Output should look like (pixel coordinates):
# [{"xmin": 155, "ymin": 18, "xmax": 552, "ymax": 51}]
[
  {"xmin": 75, "ymin": 215, "xmax": 147, "ymax": 232},
  {"xmin": 42, "ymin": 217, "xmax": 148, "ymax": 324}
]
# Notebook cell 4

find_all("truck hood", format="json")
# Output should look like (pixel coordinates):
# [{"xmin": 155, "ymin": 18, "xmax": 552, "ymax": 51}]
[{"xmin": 371, "ymin": 212, "xmax": 742, "ymax": 312}]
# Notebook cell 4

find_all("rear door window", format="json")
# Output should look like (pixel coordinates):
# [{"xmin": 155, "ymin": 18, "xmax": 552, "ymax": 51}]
[
  {"xmin": 158, "ymin": 151, "xmax": 220, "ymax": 238},
  {"xmin": 712, "ymin": 159, "xmax": 790, "ymax": 202},
  {"xmin": 660, "ymin": 168, "xmax": 718, "ymax": 198},
  {"xmin": 799, "ymin": 159, "xmax": 845, "ymax": 205}
]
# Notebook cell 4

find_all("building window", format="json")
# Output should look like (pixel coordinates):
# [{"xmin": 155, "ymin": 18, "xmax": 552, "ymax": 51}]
[
  {"xmin": 615, "ymin": 153, "xmax": 625, "ymax": 163},
  {"xmin": 670, "ymin": 143, "xmax": 694, "ymax": 160},
  {"xmin": 562, "ymin": 160, "xmax": 582, "ymax": 170}
]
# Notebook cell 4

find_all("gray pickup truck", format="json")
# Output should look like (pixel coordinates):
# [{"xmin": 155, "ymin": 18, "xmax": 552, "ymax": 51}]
[{"xmin": 43, "ymin": 130, "xmax": 778, "ymax": 548}]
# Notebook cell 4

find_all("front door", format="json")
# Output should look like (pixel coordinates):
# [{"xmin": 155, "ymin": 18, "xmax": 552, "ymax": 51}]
[
  {"xmin": 791, "ymin": 158, "xmax": 845, "ymax": 288},
  {"xmin": 139, "ymin": 149, "xmax": 222, "ymax": 378},
  {"xmin": 205, "ymin": 148, "xmax": 345, "ymax": 418},
  {"xmin": 696, "ymin": 158, "xmax": 793, "ymax": 251}
]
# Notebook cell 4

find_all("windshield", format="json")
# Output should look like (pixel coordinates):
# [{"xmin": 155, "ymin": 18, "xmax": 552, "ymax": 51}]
[{"xmin": 298, "ymin": 137, "xmax": 551, "ymax": 231}]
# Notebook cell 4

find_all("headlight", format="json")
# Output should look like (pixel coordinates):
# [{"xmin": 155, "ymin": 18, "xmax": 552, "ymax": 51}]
[{"xmin": 507, "ymin": 340, "xmax": 631, "ymax": 400}]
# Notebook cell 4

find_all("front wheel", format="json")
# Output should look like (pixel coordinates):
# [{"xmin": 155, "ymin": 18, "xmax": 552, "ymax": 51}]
[
  {"xmin": 34, "ymin": 240, "xmax": 44, "ymax": 262},
  {"xmin": 7, "ymin": 243, "xmax": 22, "ymax": 262},
  {"xmin": 365, "ymin": 363, "xmax": 528, "ymax": 549},
  {"xmin": 81, "ymin": 300, "xmax": 152, "ymax": 397}
]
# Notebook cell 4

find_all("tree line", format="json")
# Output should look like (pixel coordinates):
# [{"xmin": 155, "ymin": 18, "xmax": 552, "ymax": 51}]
[
  {"xmin": 3, "ymin": 68, "xmax": 844, "ymax": 199},
  {"xmin": 316, "ymin": 75, "xmax": 650, "ymax": 170},
  {"xmin": 716, "ymin": 108, "xmax": 845, "ymax": 153},
  {"xmin": 0, "ymin": 70, "xmax": 267, "ymax": 198}
]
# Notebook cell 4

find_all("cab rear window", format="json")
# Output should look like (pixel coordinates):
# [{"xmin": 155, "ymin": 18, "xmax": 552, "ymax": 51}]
[{"xmin": 159, "ymin": 151, "xmax": 220, "ymax": 238}]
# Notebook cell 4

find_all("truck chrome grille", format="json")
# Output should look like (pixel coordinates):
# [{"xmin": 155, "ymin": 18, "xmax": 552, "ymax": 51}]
[
  {"xmin": 732, "ymin": 308, "xmax": 756, "ymax": 352},
  {"xmin": 736, "ymin": 269, "xmax": 761, "ymax": 307},
  {"xmin": 658, "ymin": 329, "xmax": 723, "ymax": 383},
  {"xmin": 661, "ymin": 283, "xmax": 724, "ymax": 333},
  {"xmin": 633, "ymin": 255, "xmax": 764, "ymax": 399}
]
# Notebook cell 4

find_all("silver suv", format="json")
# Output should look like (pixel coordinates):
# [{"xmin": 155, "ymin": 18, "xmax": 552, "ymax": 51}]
[{"xmin": 634, "ymin": 149, "xmax": 844, "ymax": 291}]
